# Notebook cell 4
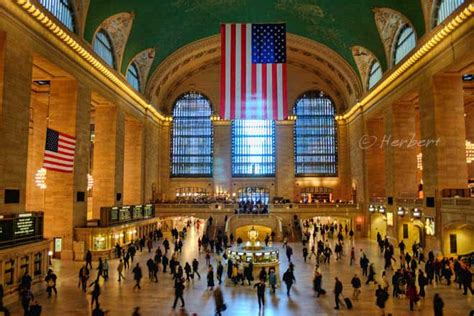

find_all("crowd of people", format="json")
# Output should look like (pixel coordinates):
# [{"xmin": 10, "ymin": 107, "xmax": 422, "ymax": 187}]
[
  {"xmin": 3, "ymin": 216, "xmax": 473, "ymax": 316},
  {"xmin": 236, "ymin": 199, "xmax": 269, "ymax": 214}
]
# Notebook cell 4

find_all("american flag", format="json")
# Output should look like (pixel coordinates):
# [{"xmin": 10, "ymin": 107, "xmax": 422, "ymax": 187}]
[
  {"xmin": 220, "ymin": 23, "xmax": 288, "ymax": 120},
  {"xmin": 43, "ymin": 128, "xmax": 76, "ymax": 172}
]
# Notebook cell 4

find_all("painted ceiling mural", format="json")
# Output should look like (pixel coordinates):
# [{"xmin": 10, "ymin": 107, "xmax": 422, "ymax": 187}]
[
  {"xmin": 84, "ymin": 0, "xmax": 425, "ymax": 81},
  {"xmin": 351, "ymin": 46, "xmax": 378, "ymax": 91}
]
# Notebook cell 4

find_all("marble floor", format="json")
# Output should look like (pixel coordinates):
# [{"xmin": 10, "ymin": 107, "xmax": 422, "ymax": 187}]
[{"xmin": 6, "ymin": 226, "xmax": 474, "ymax": 316}]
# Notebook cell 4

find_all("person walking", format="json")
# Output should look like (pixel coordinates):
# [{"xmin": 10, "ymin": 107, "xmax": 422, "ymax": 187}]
[
  {"xmin": 282, "ymin": 268, "xmax": 295, "ymax": 296},
  {"xmin": 375, "ymin": 285, "xmax": 389, "ymax": 316},
  {"xmin": 20, "ymin": 288, "xmax": 34, "ymax": 316},
  {"xmin": 254, "ymin": 279, "xmax": 266, "ymax": 309},
  {"xmin": 334, "ymin": 277, "xmax": 343, "ymax": 310},
  {"xmin": 117, "ymin": 259, "xmax": 125, "ymax": 282},
  {"xmin": 269, "ymin": 268, "xmax": 277, "ymax": 294},
  {"xmin": 216, "ymin": 261, "xmax": 224, "ymax": 285},
  {"xmin": 418, "ymin": 269, "xmax": 427, "ymax": 298},
  {"xmin": 85, "ymin": 250, "xmax": 93, "ymax": 270},
  {"xmin": 207, "ymin": 265, "xmax": 215, "ymax": 290},
  {"xmin": 132, "ymin": 263, "xmax": 143, "ymax": 290},
  {"xmin": 286, "ymin": 245, "xmax": 293, "ymax": 262},
  {"xmin": 89, "ymin": 279, "xmax": 101, "ymax": 309},
  {"xmin": 313, "ymin": 271, "xmax": 324, "ymax": 297},
  {"xmin": 433, "ymin": 293, "xmax": 444, "ymax": 316},
  {"xmin": 360, "ymin": 254, "xmax": 369, "ymax": 277},
  {"xmin": 172, "ymin": 277, "xmax": 185, "ymax": 309},
  {"xmin": 78, "ymin": 265, "xmax": 89, "ymax": 292},
  {"xmin": 132, "ymin": 306, "xmax": 141, "ymax": 316},
  {"xmin": 213, "ymin": 286, "xmax": 226, "ymax": 316},
  {"xmin": 192, "ymin": 258, "xmax": 201, "ymax": 279},
  {"xmin": 29, "ymin": 300, "xmax": 42, "ymax": 316},
  {"xmin": 350, "ymin": 247, "xmax": 355, "ymax": 266},
  {"xmin": 45, "ymin": 269, "xmax": 57, "ymax": 297},
  {"xmin": 351, "ymin": 274, "xmax": 361, "ymax": 300},
  {"xmin": 406, "ymin": 281, "xmax": 418, "ymax": 311},
  {"xmin": 366, "ymin": 263, "xmax": 377, "ymax": 285}
]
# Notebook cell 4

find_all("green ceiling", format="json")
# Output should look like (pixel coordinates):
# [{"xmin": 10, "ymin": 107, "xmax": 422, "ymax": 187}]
[{"xmin": 84, "ymin": 0, "xmax": 425, "ymax": 80}]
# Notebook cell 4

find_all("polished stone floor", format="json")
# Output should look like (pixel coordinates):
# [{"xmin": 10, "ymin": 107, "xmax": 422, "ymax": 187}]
[{"xmin": 7, "ymin": 226, "xmax": 474, "ymax": 316}]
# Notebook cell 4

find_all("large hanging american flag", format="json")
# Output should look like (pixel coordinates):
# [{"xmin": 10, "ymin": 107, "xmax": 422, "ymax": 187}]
[
  {"xmin": 43, "ymin": 128, "xmax": 76, "ymax": 172},
  {"xmin": 220, "ymin": 23, "xmax": 288, "ymax": 120}
]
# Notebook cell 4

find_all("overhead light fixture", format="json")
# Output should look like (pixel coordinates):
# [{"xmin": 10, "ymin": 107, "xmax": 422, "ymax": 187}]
[
  {"xmin": 463, "ymin": 74, "xmax": 473, "ymax": 81},
  {"xmin": 378, "ymin": 206, "xmax": 385, "ymax": 214},
  {"xmin": 33, "ymin": 80, "xmax": 50, "ymax": 86},
  {"xmin": 466, "ymin": 140, "xmax": 474, "ymax": 164},
  {"xmin": 417, "ymin": 153, "xmax": 423, "ymax": 170},
  {"xmin": 369, "ymin": 205, "xmax": 376, "ymax": 213},
  {"xmin": 87, "ymin": 173, "xmax": 94, "ymax": 191}
]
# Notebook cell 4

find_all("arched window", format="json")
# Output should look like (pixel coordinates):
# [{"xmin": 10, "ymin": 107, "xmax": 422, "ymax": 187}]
[
  {"xmin": 368, "ymin": 60, "xmax": 382, "ymax": 89},
  {"xmin": 232, "ymin": 120, "xmax": 275, "ymax": 177},
  {"xmin": 294, "ymin": 91, "xmax": 337, "ymax": 176},
  {"xmin": 126, "ymin": 63, "xmax": 140, "ymax": 91},
  {"xmin": 93, "ymin": 30, "xmax": 115, "ymax": 68},
  {"xmin": 393, "ymin": 25, "xmax": 416, "ymax": 65},
  {"xmin": 171, "ymin": 92, "xmax": 213, "ymax": 177},
  {"xmin": 435, "ymin": 0, "xmax": 464, "ymax": 25},
  {"xmin": 39, "ymin": 0, "xmax": 75, "ymax": 32}
]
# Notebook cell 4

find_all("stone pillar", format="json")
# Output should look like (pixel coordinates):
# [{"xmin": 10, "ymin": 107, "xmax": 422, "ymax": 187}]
[
  {"xmin": 0, "ymin": 32, "xmax": 33, "ymax": 213},
  {"xmin": 385, "ymin": 102, "xmax": 418, "ymax": 198},
  {"xmin": 276, "ymin": 121, "xmax": 294, "ymax": 200},
  {"xmin": 92, "ymin": 104, "xmax": 124, "ymax": 218},
  {"xmin": 157, "ymin": 122, "xmax": 170, "ymax": 201},
  {"xmin": 43, "ymin": 79, "xmax": 90, "ymax": 260},
  {"xmin": 365, "ymin": 118, "xmax": 386, "ymax": 198},
  {"xmin": 143, "ymin": 118, "xmax": 159, "ymax": 203},
  {"xmin": 213, "ymin": 122, "xmax": 231, "ymax": 195},
  {"xmin": 419, "ymin": 73, "xmax": 468, "ymax": 196},
  {"xmin": 123, "ymin": 117, "xmax": 144, "ymax": 205},
  {"xmin": 336, "ymin": 120, "xmax": 352, "ymax": 200}
]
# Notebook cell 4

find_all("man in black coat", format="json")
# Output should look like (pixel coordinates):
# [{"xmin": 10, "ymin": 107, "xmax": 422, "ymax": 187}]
[
  {"xmin": 172, "ymin": 277, "xmax": 185, "ymax": 309},
  {"xmin": 334, "ymin": 277, "xmax": 343, "ymax": 310},
  {"xmin": 254, "ymin": 279, "xmax": 266, "ymax": 309}
]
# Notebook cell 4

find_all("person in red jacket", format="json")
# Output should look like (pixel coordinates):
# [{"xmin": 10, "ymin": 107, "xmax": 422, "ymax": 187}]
[{"xmin": 406, "ymin": 281, "xmax": 418, "ymax": 311}]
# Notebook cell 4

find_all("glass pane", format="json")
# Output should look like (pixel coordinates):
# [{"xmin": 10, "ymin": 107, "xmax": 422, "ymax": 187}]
[
  {"xmin": 93, "ymin": 30, "xmax": 115, "ymax": 68},
  {"xmin": 394, "ymin": 25, "xmax": 416, "ymax": 65},
  {"xmin": 368, "ymin": 61, "xmax": 382, "ymax": 89},
  {"xmin": 436, "ymin": 0, "xmax": 463, "ymax": 25},
  {"xmin": 126, "ymin": 63, "xmax": 140, "ymax": 90},
  {"xmin": 39, "ymin": 0, "xmax": 75, "ymax": 32},
  {"xmin": 294, "ymin": 91, "xmax": 338, "ymax": 176},
  {"xmin": 171, "ymin": 92, "xmax": 213, "ymax": 176},
  {"xmin": 232, "ymin": 120, "xmax": 275, "ymax": 177}
]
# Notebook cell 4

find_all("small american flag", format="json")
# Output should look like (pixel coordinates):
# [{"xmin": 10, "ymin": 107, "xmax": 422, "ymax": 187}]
[
  {"xmin": 43, "ymin": 128, "xmax": 76, "ymax": 172},
  {"xmin": 220, "ymin": 23, "xmax": 288, "ymax": 120}
]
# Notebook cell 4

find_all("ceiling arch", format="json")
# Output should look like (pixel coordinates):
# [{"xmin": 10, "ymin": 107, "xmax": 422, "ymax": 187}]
[
  {"xmin": 84, "ymin": 0, "xmax": 425, "ymax": 77},
  {"xmin": 147, "ymin": 33, "xmax": 362, "ymax": 115}
]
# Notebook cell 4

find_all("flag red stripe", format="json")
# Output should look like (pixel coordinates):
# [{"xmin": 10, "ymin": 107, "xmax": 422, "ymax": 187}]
[
  {"xmin": 230, "ymin": 24, "xmax": 236, "ymax": 120},
  {"xmin": 45, "ymin": 151, "xmax": 74, "ymax": 161},
  {"xmin": 58, "ymin": 137, "xmax": 75, "ymax": 145},
  {"xmin": 220, "ymin": 24, "xmax": 226, "ymax": 119},
  {"xmin": 251, "ymin": 63, "xmax": 257, "ymax": 119},
  {"xmin": 58, "ymin": 132, "xmax": 75, "ymax": 141},
  {"xmin": 44, "ymin": 166, "xmax": 73, "ymax": 173},
  {"xmin": 44, "ymin": 158, "xmax": 74, "ymax": 167},
  {"xmin": 241, "ymin": 24, "xmax": 247, "ymax": 120},
  {"xmin": 262, "ymin": 65, "xmax": 267, "ymax": 120},
  {"xmin": 282, "ymin": 63, "xmax": 288, "ymax": 118},
  {"xmin": 272, "ymin": 64, "xmax": 278, "ymax": 118}
]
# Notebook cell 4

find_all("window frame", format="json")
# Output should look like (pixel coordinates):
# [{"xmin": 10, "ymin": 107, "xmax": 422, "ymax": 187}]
[
  {"xmin": 393, "ymin": 24, "xmax": 416, "ymax": 66},
  {"xmin": 368, "ymin": 60, "xmax": 382, "ymax": 89},
  {"xmin": 434, "ymin": 0, "xmax": 464, "ymax": 26},
  {"xmin": 38, "ymin": 0, "xmax": 76, "ymax": 33},
  {"xmin": 93, "ymin": 30, "xmax": 116, "ymax": 69},
  {"xmin": 126, "ymin": 62, "xmax": 141, "ymax": 91},
  {"xmin": 232, "ymin": 120, "xmax": 276, "ymax": 178},
  {"xmin": 293, "ymin": 91, "xmax": 338, "ymax": 177},
  {"xmin": 170, "ymin": 92, "xmax": 213, "ymax": 178}
]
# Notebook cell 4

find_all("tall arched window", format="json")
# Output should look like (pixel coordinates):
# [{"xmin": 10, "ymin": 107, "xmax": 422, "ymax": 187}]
[
  {"xmin": 393, "ymin": 25, "xmax": 416, "ymax": 65},
  {"xmin": 171, "ymin": 92, "xmax": 213, "ymax": 177},
  {"xmin": 126, "ymin": 63, "xmax": 140, "ymax": 91},
  {"xmin": 368, "ymin": 60, "xmax": 382, "ymax": 89},
  {"xmin": 93, "ymin": 30, "xmax": 115, "ymax": 68},
  {"xmin": 294, "ymin": 91, "xmax": 337, "ymax": 176},
  {"xmin": 39, "ymin": 0, "xmax": 75, "ymax": 32},
  {"xmin": 232, "ymin": 120, "xmax": 275, "ymax": 177},
  {"xmin": 435, "ymin": 0, "xmax": 464, "ymax": 25}
]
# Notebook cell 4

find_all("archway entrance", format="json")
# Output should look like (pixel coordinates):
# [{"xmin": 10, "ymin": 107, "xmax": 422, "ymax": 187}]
[
  {"xmin": 370, "ymin": 213, "xmax": 387, "ymax": 240},
  {"xmin": 235, "ymin": 225, "xmax": 272, "ymax": 242},
  {"xmin": 398, "ymin": 219, "xmax": 423, "ymax": 247}
]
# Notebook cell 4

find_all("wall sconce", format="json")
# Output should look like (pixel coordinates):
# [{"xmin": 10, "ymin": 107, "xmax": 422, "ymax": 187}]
[
  {"xmin": 378, "ymin": 206, "xmax": 385, "ymax": 214},
  {"xmin": 413, "ymin": 208, "xmax": 421, "ymax": 218},
  {"xmin": 368, "ymin": 204, "xmax": 376, "ymax": 213},
  {"xmin": 87, "ymin": 173, "xmax": 94, "ymax": 191},
  {"xmin": 397, "ymin": 207, "xmax": 405, "ymax": 216}
]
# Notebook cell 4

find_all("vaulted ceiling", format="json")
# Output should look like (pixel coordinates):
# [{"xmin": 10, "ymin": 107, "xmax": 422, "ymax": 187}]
[{"xmin": 84, "ymin": 0, "xmax": 426, "ymax": 79}]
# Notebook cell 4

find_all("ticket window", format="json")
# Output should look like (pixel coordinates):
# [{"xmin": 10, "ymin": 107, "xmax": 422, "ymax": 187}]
[
  {"xmin": 19, "ymin": 255, "xmax": 29, "ymax": 279},
  {"xmin": 5, "ymin": 259, "xmax": 15, "ymax": 286},
  {"xmin": 34, "ymin": 252, "xmax": 42, "ymax": 276},
  {"xmin": 93, "ymin": 236, "xmax": 107, "ymax": 251}
]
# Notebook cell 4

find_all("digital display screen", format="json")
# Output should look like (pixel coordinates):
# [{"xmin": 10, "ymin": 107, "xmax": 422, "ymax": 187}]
[{"xmin": 0, "ymin": 213, "xmax": 43, "ymax": 249}]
